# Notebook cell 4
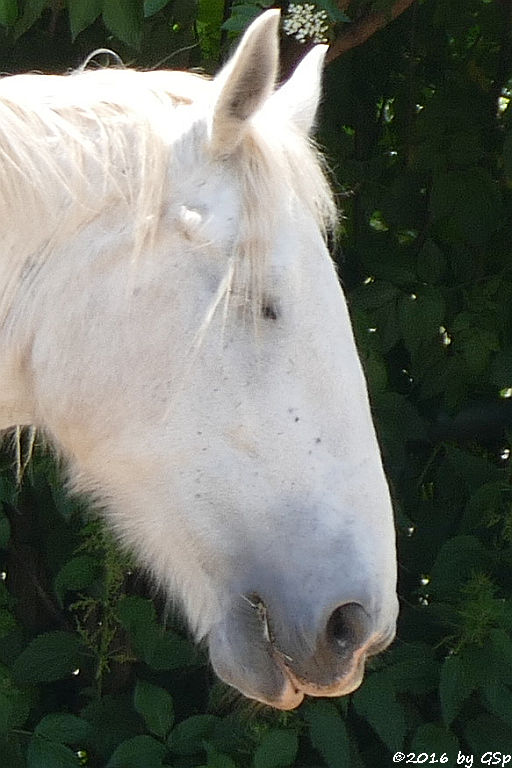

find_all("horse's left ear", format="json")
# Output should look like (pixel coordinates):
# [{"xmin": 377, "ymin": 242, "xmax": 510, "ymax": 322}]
[
  {"xmin": 210, "ymin": 9, "xmax": 280, "ymax": 156},
  {"xmin": 269, "ymin": 45, "xmax": 328, "ymax": 136}
]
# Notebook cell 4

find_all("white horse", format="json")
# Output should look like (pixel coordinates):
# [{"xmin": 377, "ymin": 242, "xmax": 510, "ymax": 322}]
[{"xmin": 0, "ymin": 10, "xmax": 397, "ymax": 708}]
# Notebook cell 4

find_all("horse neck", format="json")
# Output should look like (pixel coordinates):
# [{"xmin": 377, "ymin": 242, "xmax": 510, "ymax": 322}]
[{"xmin": 0, "ymin": 83, "xmax": 176, "ymax": 432}]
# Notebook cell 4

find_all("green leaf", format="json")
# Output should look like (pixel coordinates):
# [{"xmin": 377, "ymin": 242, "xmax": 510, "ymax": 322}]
[
  {"xmin": 27, "ymin": 737, "xmax": 81, "ymax": 768},
  {"xmin": 373, "ymin": 391, "xmax": 427, "ymax": 466},
  {"xmin": 197, "ymin": 0, "xmax": 224, "ymax": 60},
  {"xmin": 117, "ymin": 595, "xmax": 157, "ymax": 634},
  {"xmin": 303, "ymin": 701, "xmax": 350, "ymax": 768},
  {"xmin": 253, "ymin": 729, "xmax": 298, "ymax": 768},
  {"xmin": 440, "ymin": 654, "xmax": 477, "ymax": 726},
  {"xmin": 416, "ymin": 240, "xmax": 446, "ymax": 284},
  {"xmin": 144, "ymin": 630, "xmax": 196, "ymax": 670},
  {"xmin": 462, "ymin": 481, "xmax": 507, "ymax": 532},
  {"xmin": 491, "ymin": 346, "xmax": 512, "ymax": 388},
  {"xmin": 50, "ymin": 479, "xmax": 80, "ymax": 520},
  {"xmin": 351, "ymin": 281, "xmax": 400, "ymax": 312},
  {"xmin": 68, "ymin": 0, "xmax": 102, "ymax": 40},
  {"xmin": 360, "ymin": 345, "xmax": 388, "ymax": 393},
  {"xmin": 464, "ymin": 714, "xmax": 512, "ymax": 756},
  {"xmin": 12, "ymin": 631, "xmax": 85, "ymax": 684},
  {"xmin": 118, "ymin": 595, "xmax": 195, "ymax": 668},
  {"xmin": 0, "ymin": 691, "xmax": 13, "ymax": 735},
  {"xmin": 106, "ymin": 735, "xmax": 167, "ymax": 768},
  {"xmin": 429, "ymin": 536, "xmax": 492, "ymax": 599},
  {"xmin": 351, "ymin": 281, "xmax": 402, "ymax": 354},
  {"xmin": 10, "ymin": 690, "xmax": 33, "ymax": 730},
  {"xmin": 134, "ymin": 680, "xmax": 174, "ymax": 740},
  {"xmin": 316, "ymin": 0, "xmax": 350, "ymax": 22},
  {"xmin": 222, "ymin": 4, "xmax": 261, "ymax": 32},
  {"xmin": 447, "ymin": 129, "xmax": 484, "ymax": 168},
  {"xmin": 13, "ymin": 0, "xmax": 44, "ymax": 38},
  {"xmin": 0, "ymin": 608, "xmax": 17, "ymax": 639},
  {"xmin": 482, "ymin": 682, "xmax": 512, "ymax": 724},
  {"xmin": 374, "ymin": 392, "xmax": 426, "ymax": 440},
  {"xmin": 54, "ymin": 555, "xmax": 101, "ymax": 607},
  {"xmin": 353, "ymin": 672, "xmax": 408, "ymax": 750},
  {"xmin": 35, "ymin": 713, "xmax": 91, "ymax": 745},
  {"xmin": 197, "ymin": 0, "xmax": 224, "ymax": 28},
  {"xmin": 503, "ymin": 130, "xmax": 512, "ymax": 182},
  {"xmin": 444, "ymin": 446, "xmax": 501, "ymax": 492},
  {"xmin": 0, "ymin": 671, "xmax": 33, "ymax": 732},
  {"xmin": 410, "ymin": 723, "xmax": 459, "ymax": 760},
  {"xmin": 450, "ymin": 638, "xmax": 511, "ymax": 694},
  {"xmin": 458, "ymin": 327, "xmax": 499, "ymax": 377},
  {"xmin": 430, "ymin": 168, "xmax": 502, "ymax": 245},
  {"xmin": 144, "ymin": 0, "xmax": 169, "ymax": 17},
  {"xmin": 0, "ymin": 0, "xmax": 17, "ymax": 27},
  {"xmin": 102, "ymin": 0, "xmax": 143, "ymax": 48},
  {"xmin": 0, "ymin": 512, "xmax": 10, "ymax": 548},
  {"xmin": 398, "ymin": 286, "xmax": 445, "ymax": 355},
  {"xmin": 382, "ymin": 643, "xmax": 440, "ymax": 695},
  {"xmin": 81, "ymin": 695, "xmax": 144, "ymax": 761},
  {"xmin": 0, "ymin": 734, "xmax": 25, "ymax": 768},
  {"xmin": 486, "ymin": 629, "xmax": 512, "ymax": 682},
  {"xmin": 168, "ymin": 715, "xmax": 220, "ymax": 755},
  {"xmin": 205, "ymin": 744, "xmax": 237, "ymax": 768},
  {"xmin": 0, "ymin": 474, "xmax": 18, "ymax": 507}
]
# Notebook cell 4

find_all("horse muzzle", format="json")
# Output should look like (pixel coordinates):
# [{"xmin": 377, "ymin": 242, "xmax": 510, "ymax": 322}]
[{"xmin": 208, "ymin": 598, "xmax": 397, "ymax": 708}]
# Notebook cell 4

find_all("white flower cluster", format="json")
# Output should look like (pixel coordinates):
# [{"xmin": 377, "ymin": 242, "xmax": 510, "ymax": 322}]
[{"xmin": 283, "ymin": 3, "xmax": 330, "ymax": 44}]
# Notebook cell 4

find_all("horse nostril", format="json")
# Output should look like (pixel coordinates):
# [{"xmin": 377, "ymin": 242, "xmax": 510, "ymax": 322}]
[{"xmin": 326, "ymin": 602, "xmax": 371, "ymax": 653}]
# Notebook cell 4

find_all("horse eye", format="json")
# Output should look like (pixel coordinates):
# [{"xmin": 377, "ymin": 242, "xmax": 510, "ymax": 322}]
[{"xmin": 261, "ymin": 299, "xmax": 279, "ymax": 321}]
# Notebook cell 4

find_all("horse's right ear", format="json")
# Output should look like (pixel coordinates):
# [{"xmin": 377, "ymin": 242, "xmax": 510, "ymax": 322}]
[
  {"xmin": 209, "ymin": 10, "xmax": 280, "ymax": 157},
  {"xmin": 268, "ymin": 45, "xmax": 328, "ymax": 136}
]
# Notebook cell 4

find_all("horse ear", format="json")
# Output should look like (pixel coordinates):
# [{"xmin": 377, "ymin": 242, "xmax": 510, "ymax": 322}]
[
  {"xmin": 210, "ymin": 9, "xmax": 280, "ymax": 156},
  {"xmin": 269, "ymin": 45, "xmax": 328, "ymax": 136}
]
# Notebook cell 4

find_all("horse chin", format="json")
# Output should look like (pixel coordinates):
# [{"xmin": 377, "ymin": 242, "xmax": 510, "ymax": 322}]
[
  {"xmin": 261, "ymin": 672, "xmax": 304, "ymax": 710},
  {"xmin": 207, "ymin": 619, "xmax": 371, "ymax": 710},
  {"xmin": 211, "ymin": 645, "xmax": 368, "ymax": 710},
  {"xmin": 267, "ymin": 648, "xmax": 367, "ymax": 709},
  {"xmin": 208, "ymin": 622, "xmax": 300, "ymax": 708}
]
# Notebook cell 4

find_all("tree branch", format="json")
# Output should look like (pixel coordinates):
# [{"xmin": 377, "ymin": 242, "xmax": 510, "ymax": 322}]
[{"xmin": 327, "ymin": 0, "xmax": 417, "ymax": 63}]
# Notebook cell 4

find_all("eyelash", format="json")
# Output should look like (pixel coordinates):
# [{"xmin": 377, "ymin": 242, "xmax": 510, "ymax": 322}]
[{"xmin": 261, "ymin": 300, "xmax": 279, "ymax": 321}]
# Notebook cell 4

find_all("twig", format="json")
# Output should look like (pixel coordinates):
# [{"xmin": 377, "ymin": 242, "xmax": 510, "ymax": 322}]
[
  {"xmin": 151, "ymin": 42, "xmax": 199, "ymax": 70},
  {"xmin": 327, "ymin": 0, "xmax": 417, "ymax": 62}
]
